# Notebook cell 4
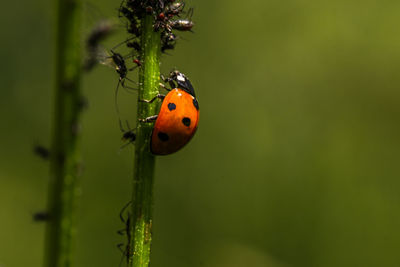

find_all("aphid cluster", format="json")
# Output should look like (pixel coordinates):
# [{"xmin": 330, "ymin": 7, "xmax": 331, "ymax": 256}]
[
  {"xmin": 93, "ymin": 1, "xmax": 195, "ymax": 123},
  {"xmin": 119, "ymin": 0, "xmax": 194, "ymax": 54}
]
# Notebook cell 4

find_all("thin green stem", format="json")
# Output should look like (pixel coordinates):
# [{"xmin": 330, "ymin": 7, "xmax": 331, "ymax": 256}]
[
  {"xmin": 44, "ymin": 0, "xmax": 82, "ymax": 266},
  {"xmin": 129, "ymin": 15, "xmax": 161, "ymax": 267}
]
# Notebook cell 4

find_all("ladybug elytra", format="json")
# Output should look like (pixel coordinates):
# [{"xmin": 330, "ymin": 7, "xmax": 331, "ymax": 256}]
[{"xmin": 141, "ymin": 71, "xmax": 199, "ymax": 155}]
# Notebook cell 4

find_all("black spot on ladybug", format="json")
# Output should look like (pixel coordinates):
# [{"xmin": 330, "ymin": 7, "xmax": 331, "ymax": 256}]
[
  {"xmin": 193, "ymin": 98, "xmax": 199, "ymax": 110},
  {"xmin": 158, "ymin": 132, "xmax": 169, "ymax": 142},
  {"xmin": 168, "ymin": 103, "xmax": 176, "ymax": 111},
  {"xmin": 182, "ymin": 117, "xmax": 191, "ymax": 127}
]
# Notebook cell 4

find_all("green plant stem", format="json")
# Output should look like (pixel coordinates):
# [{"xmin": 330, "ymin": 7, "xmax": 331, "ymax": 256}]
[
  {"xmin": 129, "ymin": 14, "xmax": 161, "ymax": 267},
  {"xmin": 44, "ymin": 0, "xmax": 82, "ymax": 266}
]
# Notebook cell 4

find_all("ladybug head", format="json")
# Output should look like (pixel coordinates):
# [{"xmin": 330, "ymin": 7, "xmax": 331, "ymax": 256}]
[{"xmin": 170, "ymin": 70, "xmax": 196, "ymax": 97}]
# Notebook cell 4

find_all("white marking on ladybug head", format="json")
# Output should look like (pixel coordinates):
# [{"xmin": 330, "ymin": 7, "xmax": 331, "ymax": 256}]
[{"xmin": 177, "ymin": 73, "xmax": 186, "ymax": 82}]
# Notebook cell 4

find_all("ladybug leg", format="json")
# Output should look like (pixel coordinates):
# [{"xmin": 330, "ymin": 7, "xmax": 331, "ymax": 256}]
[
  {"xmin": 161, "ymin": 74, "xmax": 173, "ymax": 83},
  {"xmin": 159, "ymin": 82, "xmax": 171, "ymax": 91},
  {"xmin": 139, "ymin": 93, "xmax": 165, "ymax": 103},
  {"xmin": 160, "ymin": 74, "xmax": 176, "ymax": 90},
  {"xmin": 139, "ymin": 115, "xmax": 158, "ymax": 123}
]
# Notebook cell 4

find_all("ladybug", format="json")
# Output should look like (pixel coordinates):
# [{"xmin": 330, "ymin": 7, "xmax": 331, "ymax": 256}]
[{"xmin": 141, "ymin": 71, "xmax": 199, "ymax": 155}]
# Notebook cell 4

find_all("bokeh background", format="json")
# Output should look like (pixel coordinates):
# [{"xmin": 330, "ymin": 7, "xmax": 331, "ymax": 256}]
[{"xmin": 1, "ymin": 0, "xmax": 400, "ymax": 266}]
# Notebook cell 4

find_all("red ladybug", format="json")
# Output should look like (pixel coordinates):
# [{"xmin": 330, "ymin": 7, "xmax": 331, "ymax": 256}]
[{"xmin": 141, "ymin": 71, "xmax": 199, "ymax": 155}]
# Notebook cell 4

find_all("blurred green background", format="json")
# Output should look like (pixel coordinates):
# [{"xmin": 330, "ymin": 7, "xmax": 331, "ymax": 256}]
[{"xmin": 1, "ymin": 0, "xmax": 400, "ymax": 266}]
